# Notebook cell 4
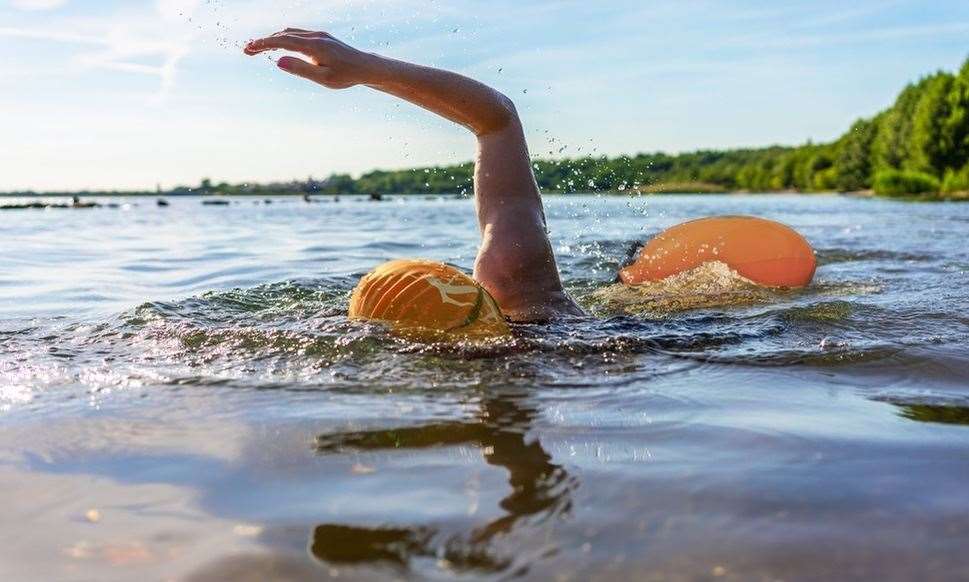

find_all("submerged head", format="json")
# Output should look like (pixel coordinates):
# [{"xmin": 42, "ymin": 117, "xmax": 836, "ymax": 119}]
[
  {"xmin": 349, "ymin": 259, "xmax": 510, "ymax": 339},
  {"xmin": 619, "ymin": 216, "xmax": 816, "ymax": 288}
]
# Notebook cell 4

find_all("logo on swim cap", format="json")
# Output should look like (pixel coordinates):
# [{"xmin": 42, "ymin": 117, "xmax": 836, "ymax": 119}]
[{"xmin": 349, "ymin": 259, "xmax": 509, "ymax": 339}]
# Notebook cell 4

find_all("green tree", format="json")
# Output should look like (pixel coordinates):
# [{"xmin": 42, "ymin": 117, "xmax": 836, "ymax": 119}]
[
  {"xmin": 871, "ymin": 83, "xmax": 921, "ymax": 172},
  {"xmin": 873, "ymin": 169, "xmax": 940, "ymax": 196},
  {"xmin": 910, "ymin": 72, "xmax": 954, "ymax": 175},
  {"xmin": 320, "ymin": 174, "xmax": 357, "ymax": 194},
  {"xmin": 834, "ymin": 118, "xmax": 877, "ymax": 190},
  {"xmin": 941, "ymin": 163, "xmax": 969, "ymax": 194},
  {"xmin": 942, "ymin": 58, "xmax": 969, "ymax": 173}
]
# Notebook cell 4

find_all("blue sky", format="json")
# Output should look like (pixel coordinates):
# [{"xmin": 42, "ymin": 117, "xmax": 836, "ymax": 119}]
[{"xmin": 1, "ymin": 0, "xmax": 968, "ymax": 191}]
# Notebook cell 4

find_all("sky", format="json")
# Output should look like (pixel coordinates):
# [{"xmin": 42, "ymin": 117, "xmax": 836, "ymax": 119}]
[{"xmin": 1, "ymin": 0, "xmax": 968, "ymax": 191}]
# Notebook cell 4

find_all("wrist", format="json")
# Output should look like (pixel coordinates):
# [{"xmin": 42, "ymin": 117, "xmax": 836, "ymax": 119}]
[{"xmin": 353, "ymin": 51, "xmax": 390, "ymax": 87}]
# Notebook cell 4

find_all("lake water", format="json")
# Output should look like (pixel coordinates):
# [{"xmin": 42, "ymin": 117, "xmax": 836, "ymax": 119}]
[{"xmin": 2, "ymin": 194, "xmax": 968, "ymax": 581}]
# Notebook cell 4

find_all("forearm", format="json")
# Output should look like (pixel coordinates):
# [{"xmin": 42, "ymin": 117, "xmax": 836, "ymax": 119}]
[{"xmin": 359, "ymin": 53, "xmax": 517, "ymax": 136}]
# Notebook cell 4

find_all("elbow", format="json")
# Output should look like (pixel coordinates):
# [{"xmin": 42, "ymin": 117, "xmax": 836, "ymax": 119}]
[
  {"xmin": 475, "ymin": 91, "xmax": 519, "ymax": 136},
  {"xmin": 495, "ymin": 92, "xmax": 518, "ymax": 123}
]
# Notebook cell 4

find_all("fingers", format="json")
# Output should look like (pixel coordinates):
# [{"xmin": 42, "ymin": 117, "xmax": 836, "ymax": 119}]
[
  {"xmin": 278, "ymin": 29, "xmax": 333, "ymax": 38},
  {"xmin": 279, "ymin": 32, "xmax": 330, "ymax": 39},
  {"xmin": 277, "ymin": 56, "xmax": 327, "ymax": 83},
  {"xmin": 244, "ymin": 34, "xmax": 315, "ymax": 56}
]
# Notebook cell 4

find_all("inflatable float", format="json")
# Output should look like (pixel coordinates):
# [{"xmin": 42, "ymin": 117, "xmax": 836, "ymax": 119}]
[{"xmin": 619, "ymin": 216, "xmax": 816, "ymax": 288}]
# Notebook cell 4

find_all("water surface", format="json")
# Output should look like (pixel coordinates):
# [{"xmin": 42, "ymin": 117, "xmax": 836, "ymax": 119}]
[{"xmin": 2, "ymin": 194, "xmax": 968, "ymax": 581}]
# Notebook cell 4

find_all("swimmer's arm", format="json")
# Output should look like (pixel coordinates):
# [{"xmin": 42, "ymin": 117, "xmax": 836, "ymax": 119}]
[
  {"xmin": 244, "ymin": 30, "xmax": 519, "ymax": 142},
  {"xmin": 245, "ymin": 30, "xmax": 582, "ymax": 320},
  {"xmin": 361, "ymin": 60, "xmax": 580, "ymax": 318}
]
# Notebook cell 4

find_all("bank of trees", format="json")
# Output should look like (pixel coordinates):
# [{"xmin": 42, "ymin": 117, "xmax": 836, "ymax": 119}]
[{"xmin": 583, "ymin": 57, "xmax": 969, "ymax": 197}]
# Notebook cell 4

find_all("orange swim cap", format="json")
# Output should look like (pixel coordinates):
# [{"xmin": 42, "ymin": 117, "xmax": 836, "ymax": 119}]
[
  {"xmin": 349, "ymin": 259, "xmax": 510, "ymax": 338},
  {"xmin": 619, "ymin": 216, "xmax": 816, "ymax": 288}
]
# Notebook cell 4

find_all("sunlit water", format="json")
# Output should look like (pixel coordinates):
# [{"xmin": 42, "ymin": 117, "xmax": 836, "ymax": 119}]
[{"xmin": 2, "ymin": 194, "xmax": 968, "ymax": 581}]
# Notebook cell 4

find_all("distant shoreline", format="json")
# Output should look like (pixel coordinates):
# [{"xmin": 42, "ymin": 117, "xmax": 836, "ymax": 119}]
[{"xmin": 2, "ymin": 189, "xmax": 965, "ymax": 203}]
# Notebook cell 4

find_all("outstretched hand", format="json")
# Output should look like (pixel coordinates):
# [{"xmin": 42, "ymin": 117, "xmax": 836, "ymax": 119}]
[{"xmin": 244, "ymin": 28, "xmax": 373, "ymax": 89}]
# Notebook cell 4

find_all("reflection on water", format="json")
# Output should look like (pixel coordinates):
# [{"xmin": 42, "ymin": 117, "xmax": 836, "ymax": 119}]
[
  {"xmin": 311, "ymin": 390, "xmax": 575, "ymax": 574},
  {"xmin": 895, "ymin": 404, "xmax": 969, "ymax": 426}
]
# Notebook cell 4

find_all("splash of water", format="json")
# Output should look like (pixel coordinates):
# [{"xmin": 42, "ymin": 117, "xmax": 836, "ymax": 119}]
[{"xmin": 587, "ymin": 261, "xmax": 776, "ymax": 315}]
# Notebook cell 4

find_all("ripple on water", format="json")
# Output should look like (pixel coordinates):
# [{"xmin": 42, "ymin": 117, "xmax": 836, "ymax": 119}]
[
  {"xmin": 2, "ymin": 264, "xmax": 963, "ymax": 411},
  {"xmin": 815, "ymin": 247, "xmax": 935, "ymax": 265}
]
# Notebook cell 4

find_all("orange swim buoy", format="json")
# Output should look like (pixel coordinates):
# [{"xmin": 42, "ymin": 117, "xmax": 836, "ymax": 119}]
[
  {"xmin": 349, "ymin": 259, "xmax": 510, "ymax": 338},
  {"xmin": 619, "ymin": 216, "xmax": 816, "ymax": 288}
]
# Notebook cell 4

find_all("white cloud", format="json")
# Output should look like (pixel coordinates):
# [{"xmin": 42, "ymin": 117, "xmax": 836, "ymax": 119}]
[
  {"xmin": 0, "ymin": 0, "xmax": 459, "ymax": 112},
  {"xmin": 0, "ymin": 27, "xmax": 100, "ymax": 45},
  {"xmin": 0, "ymin": 24, "xmax": 191, "ymax": 100},
  {"xmin": 9, "ymin": 0, "xmax": 68, "ymax": 10},
  {"xmin": 0, "ymin": 1, "xmax": 201, "ymax": 101}
]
